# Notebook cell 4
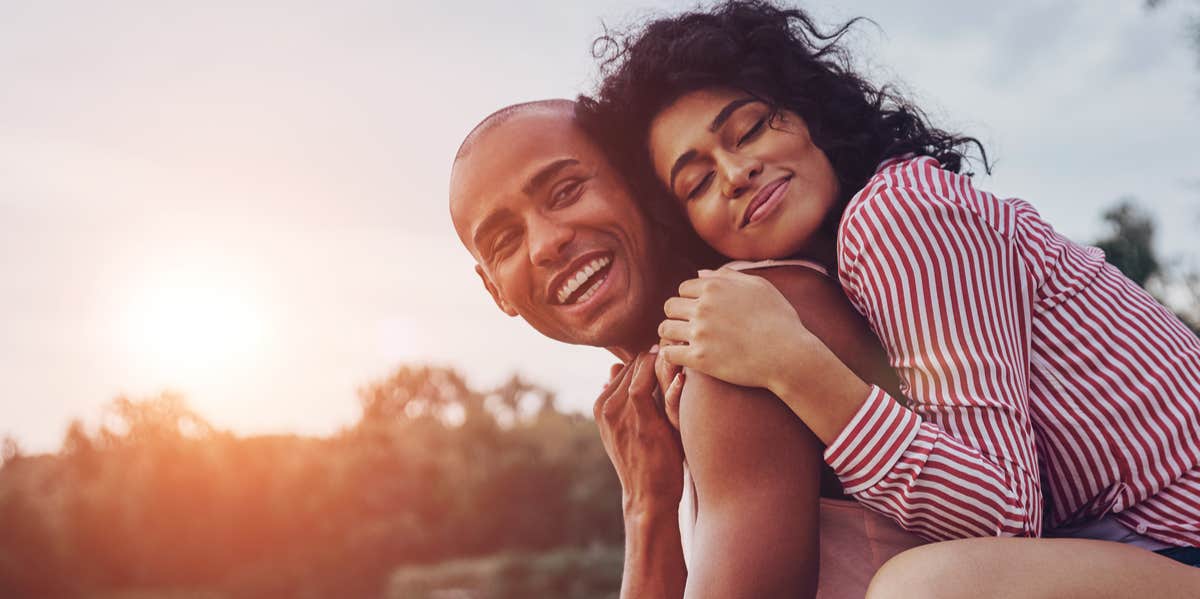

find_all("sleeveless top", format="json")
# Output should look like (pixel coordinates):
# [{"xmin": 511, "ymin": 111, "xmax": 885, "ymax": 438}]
[{"xmin": 677, "ymin": 259, "xmax": 927, "ymax": 599}]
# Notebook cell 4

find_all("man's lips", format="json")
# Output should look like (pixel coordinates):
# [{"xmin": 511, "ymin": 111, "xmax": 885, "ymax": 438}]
[
  {"xmin": 546, "ymin": 251, "xmax": 614, "ymax": 305},
  {"xmin": 741, "ymin": 176, "xmax": 792, "ymax": 228}
]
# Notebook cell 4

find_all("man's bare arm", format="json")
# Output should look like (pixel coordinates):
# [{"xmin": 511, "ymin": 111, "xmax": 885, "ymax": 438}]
[
  {"xmin": 680, "ymin": 370, "xmax": 823, "ymax": 599},
  {"xmin": 594, "ymin": 354, "xmax": 687, "ymax": 599}
]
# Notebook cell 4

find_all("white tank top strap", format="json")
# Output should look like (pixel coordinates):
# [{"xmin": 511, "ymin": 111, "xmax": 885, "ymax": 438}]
[{"xmin": 721, "ymin": 258, "xmax": 830, "ymax": 277}]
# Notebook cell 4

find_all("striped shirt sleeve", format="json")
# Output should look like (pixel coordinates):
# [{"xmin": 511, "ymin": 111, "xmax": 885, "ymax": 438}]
[{"xmin": 827, "ymin": 164, "xmax": 1043, "ymax": 540}]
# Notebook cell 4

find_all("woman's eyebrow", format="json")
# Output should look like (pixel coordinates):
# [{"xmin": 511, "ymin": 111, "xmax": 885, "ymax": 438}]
[
  {"xmin": 669, "ymin": 150, "xmax": 698, "ymax": 193},
  {"xmin": 669, "ymin": 97, "xmax": 760, "ymax": 192},
  {"xmin": 708, "ymin": 97, "xmax": 758, "ymax": 132}
]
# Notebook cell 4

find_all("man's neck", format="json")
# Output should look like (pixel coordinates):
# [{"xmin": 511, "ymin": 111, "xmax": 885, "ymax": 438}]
[{"xmin": 604, "ymin": 255, "xmax": 696, "ymax": 364}]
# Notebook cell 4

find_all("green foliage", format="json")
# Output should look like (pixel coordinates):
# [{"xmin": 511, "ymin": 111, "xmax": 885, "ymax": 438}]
[
  {"xmin": 1095, "ymin": 199, "xmax": 1162, "ymax": 287},
  {"xmin": 1094, "ymin": 199, "xmax": 1200, "ymax": 335},
  {"xmin": 0, "ymin": 367, "xmax": 623, "ymax": 598}
]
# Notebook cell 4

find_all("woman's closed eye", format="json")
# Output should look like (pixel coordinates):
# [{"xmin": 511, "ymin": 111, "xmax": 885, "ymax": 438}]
[
  {"xmin": 737, "ymin": 117, "xmax": 767, "ymax": 146},
  {"xmin": 686, "ymin": 171, "xmax": 714, "ymax": 201}
]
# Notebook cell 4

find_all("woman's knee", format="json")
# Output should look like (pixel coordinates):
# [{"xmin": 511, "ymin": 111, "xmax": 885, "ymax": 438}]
[{"xmin": 866, "ymin": 541, "xmax": 976, "ymax": 599}]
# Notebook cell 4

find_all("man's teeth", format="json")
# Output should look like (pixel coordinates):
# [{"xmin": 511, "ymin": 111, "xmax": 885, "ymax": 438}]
[{"xmin": 556, "ymin": 256, "xmax": 612, "ymax": 304}]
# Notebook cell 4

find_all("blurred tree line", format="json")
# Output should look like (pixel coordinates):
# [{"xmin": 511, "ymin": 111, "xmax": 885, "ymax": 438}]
[
  {"xmin": 1095, "ymin": 199, "xmax": 1200, "ymax": 334},
  {"xmin": 0, "ymin": 368, "xmax": 623, "ymax": 598}
]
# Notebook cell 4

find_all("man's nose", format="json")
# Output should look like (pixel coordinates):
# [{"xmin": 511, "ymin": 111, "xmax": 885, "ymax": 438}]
[
  {"xmin": 717, "ymin": 150, "xmax": 762, "ymax": 199},
  {"xmin": 527, "ymin": 213, "xmax": 575, "ymax": 267}
]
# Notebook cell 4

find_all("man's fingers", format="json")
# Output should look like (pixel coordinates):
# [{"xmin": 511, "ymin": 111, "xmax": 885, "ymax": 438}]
[
  {"xmin": 594, "ymin": 360, "xmax": 634, "ymax": 420},
  {"xmin": 628, "ymin": 353, "xmax": 658, "ymax": 404},
  {"xmin": 608, "ymin": 362, "xmax": 624, "ymax": 382},
  {"xmin": 654, "ymin": 349, "xmax": 680, "ymax": 393},
  {"xmin": 663, "ymin": 296, "xmax": 698, "ymax": 320},
  {"xmin": 657, "ymin": 319, "xmax": 691, "ymax": 343},
  {"xmin": 664, "ymin": 371, "xmax": 685, "ymax": 430}
]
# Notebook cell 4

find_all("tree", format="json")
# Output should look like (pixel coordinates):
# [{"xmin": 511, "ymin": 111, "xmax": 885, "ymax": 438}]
[
  {"xmin": 1095, "ymin": 199, "xmax": 1162, "ymax": 287},
  {"xmin": 1146, "ymin": 0, "xmax": 1200, "ymax": 66},
  {"xmin": 1094, "ymin": 199, "xmax": 1200, "ymax": 335}
]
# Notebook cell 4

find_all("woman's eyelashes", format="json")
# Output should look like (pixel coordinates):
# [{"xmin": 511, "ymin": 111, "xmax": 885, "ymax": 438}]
[
  {"xmin": 737, "ymin": 116, "xmax": 767, "ymax": 146},
  {"xmin": 683, "ymin": 116, "xmax": 768, "ymax": 201},
  {"xmin": 686, "ymin": 172, "xmax": 714, "ymax": 201}
]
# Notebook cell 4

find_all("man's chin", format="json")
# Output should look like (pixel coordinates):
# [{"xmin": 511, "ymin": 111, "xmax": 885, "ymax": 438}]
[{"xmin": 530, "ymin": 296, "xmax": 641, "ymax": 350}]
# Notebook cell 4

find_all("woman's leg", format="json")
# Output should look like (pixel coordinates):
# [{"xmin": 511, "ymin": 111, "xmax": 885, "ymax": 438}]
[{"xmin": 866, "ymin": 537, "xmax": 1200, "ymax": 599}]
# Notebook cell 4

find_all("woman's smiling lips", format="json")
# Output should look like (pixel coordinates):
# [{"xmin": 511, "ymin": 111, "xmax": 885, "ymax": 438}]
[{"xmin": 741, "ymin": 176, "xmax": 792, "ymax": 227}]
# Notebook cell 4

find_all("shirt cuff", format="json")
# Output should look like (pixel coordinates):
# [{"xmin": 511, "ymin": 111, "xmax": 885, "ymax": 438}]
[{"xmin": 823, "ymin": 385, "xmax": 922, "ymax": 494}]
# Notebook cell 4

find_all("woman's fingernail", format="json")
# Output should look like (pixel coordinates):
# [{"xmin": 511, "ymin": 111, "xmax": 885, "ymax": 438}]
[{"xmin": 649, "ymin": 344, "xmax": 659, "ymax": 354}]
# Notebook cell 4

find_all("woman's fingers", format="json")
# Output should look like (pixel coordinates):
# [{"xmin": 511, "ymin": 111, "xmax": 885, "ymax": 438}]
[
  {"xmin": 677, "ymin": 277, "xmax": 708, "ymax": 298},
  {"xmin": 663, "ymin": 296, "xmax": 698, "ymax": 320},
  {"xmin": 660, "ymin": 343, "xmax": 697, "ymax": 370},
  {"xmin": 658, "ymin": 318, "xmax": 691, "ymax": 343}
]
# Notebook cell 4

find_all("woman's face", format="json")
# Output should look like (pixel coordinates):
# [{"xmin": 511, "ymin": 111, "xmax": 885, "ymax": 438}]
[{"xmin": 648, "ymin": 87, "xmax": 839, "ymax": 260}]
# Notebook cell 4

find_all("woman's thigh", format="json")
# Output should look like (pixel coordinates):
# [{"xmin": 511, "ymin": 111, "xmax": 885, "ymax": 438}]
[{"xmin": 865, "ymin": 537, "xmax": 1200, "ymax": 599}]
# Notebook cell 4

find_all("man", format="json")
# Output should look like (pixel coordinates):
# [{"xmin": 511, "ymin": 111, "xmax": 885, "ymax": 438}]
[{"xmin": 448, "ymin": 99, "xmax": 908, "ymax": 598}]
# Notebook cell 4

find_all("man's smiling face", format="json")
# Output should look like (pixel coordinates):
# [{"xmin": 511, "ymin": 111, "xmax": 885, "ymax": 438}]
[{"xmin": 449, "ymin": 104, "xmax": 660, "ymax": 351}]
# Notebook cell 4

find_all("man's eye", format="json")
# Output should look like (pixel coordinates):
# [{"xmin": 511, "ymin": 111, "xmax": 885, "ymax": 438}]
[
  {"xmin": 737, "ymin": 117, "xmax": 767, "ymax": 146},
  {"xmin": 686, "ymin": 172, "xmax": 714, "ymax": 201},
  {"xmin": 491, "ymin": 231, "xmax": 519, "ymax": 258},
  {"xmin": 551, "ymin": 179, "xmax": 584, "ymax": 208}
]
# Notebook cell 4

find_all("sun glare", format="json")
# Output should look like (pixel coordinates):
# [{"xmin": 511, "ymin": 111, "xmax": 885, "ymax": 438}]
[{"xmin": 121, "ymin": 277, "xmax": 266, "ymax": 379}]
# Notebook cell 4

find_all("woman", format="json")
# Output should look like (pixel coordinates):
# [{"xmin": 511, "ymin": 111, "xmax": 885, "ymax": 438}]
[{"xmin": 579, "ymin": 1, "xmax": 1200, "ymax": 596}]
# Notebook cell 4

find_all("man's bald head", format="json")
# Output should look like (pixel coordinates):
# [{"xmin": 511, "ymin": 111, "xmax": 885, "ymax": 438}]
[
  {"xmin": 454, "ymin": 99, "xmax": 576, "ymax": 164},
  {"xmin": 447, "ymin": 98, "xmax": 669, "ymax": 354}
]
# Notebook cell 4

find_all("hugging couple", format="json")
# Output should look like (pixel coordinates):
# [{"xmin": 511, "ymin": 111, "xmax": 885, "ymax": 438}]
[{"xmin": 448, "ymin": 3, "xmax": 1200, "ymax": 597}]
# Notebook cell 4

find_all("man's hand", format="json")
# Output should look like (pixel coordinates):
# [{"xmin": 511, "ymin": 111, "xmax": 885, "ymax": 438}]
[{"xmin": 594, "ymin": 351, "xmax": 684, "ymax": 512}]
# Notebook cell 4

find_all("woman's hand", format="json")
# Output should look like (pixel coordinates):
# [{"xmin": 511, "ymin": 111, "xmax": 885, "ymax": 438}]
[
  {"xmin": 657, "ymin": 268, "xmax": 873, "ymax": 444},
  {"xmin": 658, "ymin": 268, "xmax": 815, "ymax": 392},
  {"xmin": 594, "ymin": 351, "xmax": 684, "ymax": 512}
]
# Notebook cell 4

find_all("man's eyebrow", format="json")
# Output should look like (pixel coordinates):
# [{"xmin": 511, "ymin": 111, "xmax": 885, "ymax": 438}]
[
  {"xmin": 668, "ymin": 98, "xmax": 759, "ymax": 193},
  {"xmin": 521, "ymin": 158, "xmax": 580, "ymax": 196}
]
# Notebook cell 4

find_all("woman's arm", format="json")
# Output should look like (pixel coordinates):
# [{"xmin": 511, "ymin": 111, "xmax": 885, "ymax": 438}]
[
  {"xmin": 659, "ymin": 162, "xmax": 1044, "ymax": 541},
  {"xmin": 823, "ymin": 170, "xmax": 1043, "ymax": 540}
]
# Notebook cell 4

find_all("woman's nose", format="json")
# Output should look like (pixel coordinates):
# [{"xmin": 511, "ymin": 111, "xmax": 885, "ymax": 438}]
[{"xmin": 717, "ymin": 151, "xmax": 762, "ymax": 199}]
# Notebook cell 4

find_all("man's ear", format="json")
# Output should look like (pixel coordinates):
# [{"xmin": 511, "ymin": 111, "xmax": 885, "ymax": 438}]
[{"xmin": 476, "ymin": 264, "xmax": 518, "ymax": 317}]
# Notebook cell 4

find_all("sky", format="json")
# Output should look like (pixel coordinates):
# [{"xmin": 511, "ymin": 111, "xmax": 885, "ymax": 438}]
[{"xmin": 2, "ymin": 0, "xmax": 1198, "ymax": 452}]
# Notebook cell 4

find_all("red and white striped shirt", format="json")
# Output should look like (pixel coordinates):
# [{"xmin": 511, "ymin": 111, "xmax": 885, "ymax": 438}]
[{"xmin": 825, "ymin": 156, "xmax": 1200, "ymax": 546}]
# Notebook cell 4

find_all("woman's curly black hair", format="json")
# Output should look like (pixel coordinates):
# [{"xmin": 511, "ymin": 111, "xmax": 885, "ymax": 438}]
[{"xmin": 576, "ymin": 0, "xmax": 988, "ymax": 258}]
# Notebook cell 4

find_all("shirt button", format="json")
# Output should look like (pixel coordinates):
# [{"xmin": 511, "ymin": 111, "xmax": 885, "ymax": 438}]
[{"xmin": 1136, "ymin": 523, "xmax": 1149, "ymax": 535}]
